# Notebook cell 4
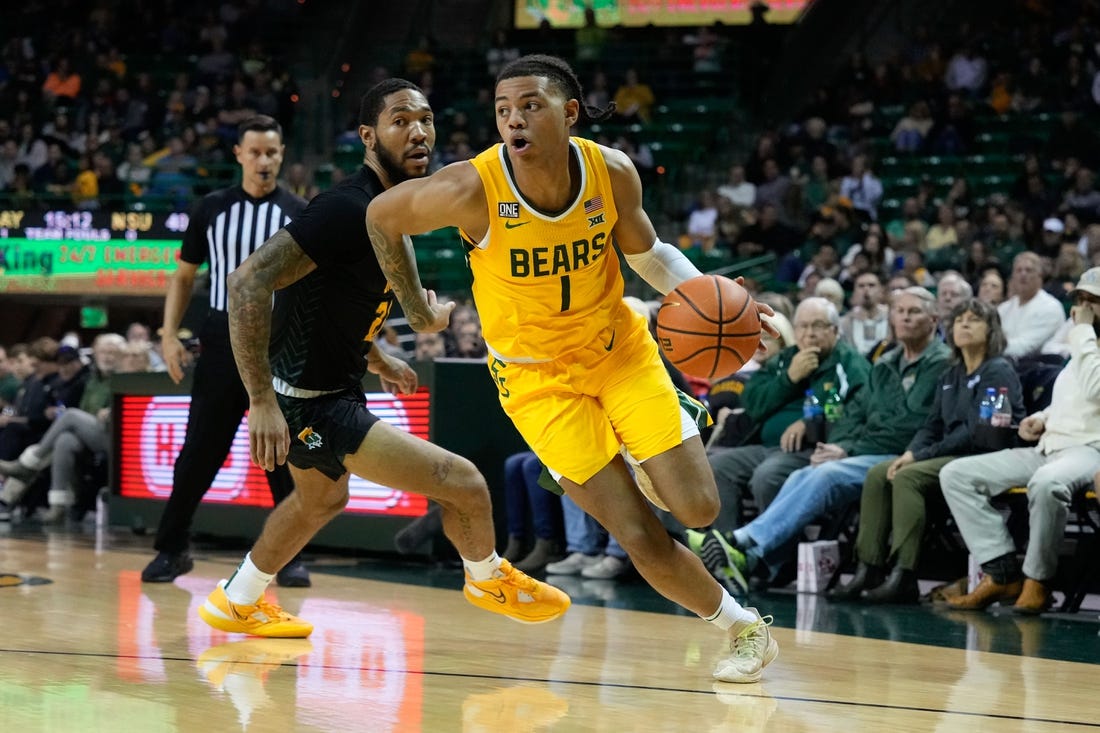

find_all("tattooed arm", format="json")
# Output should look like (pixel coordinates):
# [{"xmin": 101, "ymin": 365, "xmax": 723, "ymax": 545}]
[
  {"xmin": 228, "ymin": 228, "xmax": 317, "ymax": 400},
  {"xmin": 227, "ymin": 228, "xmax": 316, "ymax": 469},
  {"xmin": 366, "ymin": 160, "xmax": 488, "ymax": 332}
]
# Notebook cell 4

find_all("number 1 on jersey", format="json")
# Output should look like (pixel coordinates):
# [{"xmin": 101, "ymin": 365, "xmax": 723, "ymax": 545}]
[{"xmin": 560, "ymin": 274, "xmax": 571, "ymax": 312}]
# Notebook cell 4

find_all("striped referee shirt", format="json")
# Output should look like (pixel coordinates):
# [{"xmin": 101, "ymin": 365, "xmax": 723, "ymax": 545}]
[{"xmin": 179, "ymin": 185, "xmax": 307, "ymax": 311}]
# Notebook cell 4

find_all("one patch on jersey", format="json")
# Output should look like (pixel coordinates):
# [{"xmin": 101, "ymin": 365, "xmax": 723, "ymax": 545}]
[
  {"xmin": 0, "ymin": 573, "xmax": 53, "ymax": 588},
  {"xmin": 498, "ymin": 202, "xmax": 520, "ymax": 218},
  {"xmin": 587, "ymin": 212, "xmax": 606, "ymax": 228},
  {"xmin": 583, "ymin": 195, "xmax": 604, "ymax": 214}
]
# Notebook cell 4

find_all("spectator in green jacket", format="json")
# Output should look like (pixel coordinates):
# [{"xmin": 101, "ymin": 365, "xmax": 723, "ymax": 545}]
[
  {"xmin": 706, "ymin": 297, "xmax": 871, "ymax": 534},
  {"xmin": 697, "ymin": 287, "xmax": 951, "ymax": 592}
]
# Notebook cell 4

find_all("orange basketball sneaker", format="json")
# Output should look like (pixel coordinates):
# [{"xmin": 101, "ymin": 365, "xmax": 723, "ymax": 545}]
[
  {"xmin": 463, "ymin": 558, "xmax": 571, "ymax": 623},
  {"xmin": 199, "ymin": 580, "xmax": 314, "ymax": 638}
]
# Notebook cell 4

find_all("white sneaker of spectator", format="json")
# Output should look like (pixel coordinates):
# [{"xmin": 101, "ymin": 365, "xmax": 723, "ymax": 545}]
[
  {"xmin": 545, "ymin": 552, "xmax": 602, "ymax": 575},
  {"xmin": 580, "ymin": 555, "xmax": 631, "ymax": 580}
]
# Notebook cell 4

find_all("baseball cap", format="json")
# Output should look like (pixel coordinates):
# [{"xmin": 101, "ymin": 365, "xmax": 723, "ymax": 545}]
[
  {"xmin": 1043, "ymin": 217, "xmax": 1065, "ymax": 234},
  {"xmin": 56, "ymin": 345, "xmax": 81, "ymax": 364},
  {"xmin": 1070, "ymin": 267, "xmax": 1100, "ymax": 299}
]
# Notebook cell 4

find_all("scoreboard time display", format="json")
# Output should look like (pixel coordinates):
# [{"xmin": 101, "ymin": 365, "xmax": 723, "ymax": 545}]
[{"xmin": 0, "ymin": 208, "xmax": 191, "ymax": 295}]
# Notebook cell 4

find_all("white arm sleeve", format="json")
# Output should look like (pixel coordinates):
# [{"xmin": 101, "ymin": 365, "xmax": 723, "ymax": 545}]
[{"xmin": 623, "ymin": 239, "xmax": 703, "ymax": 296}]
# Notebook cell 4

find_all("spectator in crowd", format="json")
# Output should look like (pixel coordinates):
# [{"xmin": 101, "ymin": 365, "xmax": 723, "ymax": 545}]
[
  {"xmin": 1062, "ymin": 167, "xmax": 1100, "ymax": 225},
  {"xmin": 753, "ymin": 158, "xmax": 792, "ymax": 215},
  {"xmin": 613, "ymin": 68, "xmax": 656, "ymax": 124},
  {"xmin": 831, "ymin": 298, "xmax": 1023, "ymax": 603},
  {"xmin": 890, "ymin": 100, "xmax": 934, "ymax": 153},
  {"xmin": 1036, "ymin": 217, "xmax": 1067, "ymax": 259},
  {"xmin": 944, "ymin": 44, "xmax": 987, "ymax": 96},
  {"xmin": 998, "ymin": 252, "xmax": 1067, "ymax": 360},
  {"xmin": 500, "ymin": 450, "xmax": 563, "ymax": 573},
  {"xmin": 936, "ymin": 271, "xmax": 973, "ymax": 317},
  {"xmin": 413, "ymin": 332, "xmax": 446, "ymax": 362},
  {"xmin": 839, "ymin": 154, "xmax": 883, "ymax": 222},
  {"xmin": 574, "ymin": 6, "xmax": 608, "ymax": 73},
  {"xmin": 717, "ymin": 164, "xmax": 756, "ymax": 210},
  {"xmin": 697, "ymin": 288, "xmax": 950, "ymax": 591},
  {"xmin": 691, "ymin": 297, "xmax": 871, "ymax": 589},
  {"xmin": 485, "ymin": 29, "xmax": 520, "ymax": 79},
  {"xmin": 452, "ymin": 319, "xmax": 487, "ymax": 359},
  {"xmin": 925, "ymin": 204, "xmax": 960, "ymax": 253},
  {"xmin": 735, "ymin": 202, "xmax": 800, "ymax": 259},
  {"xmin": 940, "ymin": 267, "xmax": 1100, "ymax": 613},
  {"xmin": 41, "ymin": 57, "xmax": 82, "ymax": 105},
  {"xmin": 977, "ymin": 266, "xmax": 1007, "ymax": 306},
  {"xmin": 545, "ymin": 488, "xmax": 633, "ymax": 581},
  {"xmin": 928, "ymin": 94, "xmax": 975, "ymax": 155},
  {"xmin": 815, "ymin": 278, "xmax": 845, "ymax": 312},
  {"xmin": 0, "ymin": 345, "xmax": 22, "ymax": 409},
  {"xmin": 681, "ymin": 189, "xmax": 719, "ymax": 254},
  {"xmin": 0, "ymin": 333, "xmax": 128, "ymax": 522},
  {"xmin": 840, "ymin": 272, "xmax": 891, "ymax": 358}
]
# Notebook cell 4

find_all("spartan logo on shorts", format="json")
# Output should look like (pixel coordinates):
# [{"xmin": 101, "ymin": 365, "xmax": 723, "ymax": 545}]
[
  {"xmin": 498, "ymin": 202, "xmax": 520, "ymax": 218},
  {"xmin": 298, "ymin": 427, "xmax": 324, "ymax": 450}
]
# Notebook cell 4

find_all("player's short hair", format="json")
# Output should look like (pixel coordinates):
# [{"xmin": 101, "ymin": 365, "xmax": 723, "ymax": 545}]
[
  {"xmin": 359, "ymin": 79, "xmax": 424, "ymax": 127},
  {"xmin": 237, "ymin": 115, "xmax": 283, "ymax": 143},
  {"xmin": 497, "ymin": 54, "xmax": 614, "ymax": 121}
]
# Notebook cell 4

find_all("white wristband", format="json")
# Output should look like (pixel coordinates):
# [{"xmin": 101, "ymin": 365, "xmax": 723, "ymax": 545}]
[{"xmin": 623, "ymin": 239, "xmax": 703, "ymax": 295}]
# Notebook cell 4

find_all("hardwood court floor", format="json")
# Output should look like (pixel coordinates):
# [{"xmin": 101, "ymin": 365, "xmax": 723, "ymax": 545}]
[{"xmin": 1, "ymin": 528, "xmax": 1097, "ymax": 732}]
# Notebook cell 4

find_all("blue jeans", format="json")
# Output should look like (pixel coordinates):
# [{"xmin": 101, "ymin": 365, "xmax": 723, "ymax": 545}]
[
  {"xmin": 744, "ymin": 454, "xmax": 895, "ymax": 570},
  {"xmin": 504, "ymin": 451, "xmax": 563, "ymax": 541},
  {"xmin": 561, "ymin": 494, "xmax": 626, "ymax": 559}
]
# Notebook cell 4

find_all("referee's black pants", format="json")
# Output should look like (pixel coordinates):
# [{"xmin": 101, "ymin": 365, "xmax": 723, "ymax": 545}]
[{"xmin": 153, "ymin": 313, "xmax": 295, "ymax": 554}]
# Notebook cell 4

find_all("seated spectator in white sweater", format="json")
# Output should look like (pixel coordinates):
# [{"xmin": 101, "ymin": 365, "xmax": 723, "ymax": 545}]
[{"xmin": 998, "ymin": 252, "xmax": 1067, "ymax": 360}]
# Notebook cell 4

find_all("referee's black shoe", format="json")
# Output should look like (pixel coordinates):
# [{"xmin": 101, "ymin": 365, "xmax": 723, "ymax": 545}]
[
  {"xmin": 142, "ymin": 551, "xmax": 195, "ymax": 582},
  {"xmin": 276, "ymin": 557, "xmax": 311, "ymax": 588}
]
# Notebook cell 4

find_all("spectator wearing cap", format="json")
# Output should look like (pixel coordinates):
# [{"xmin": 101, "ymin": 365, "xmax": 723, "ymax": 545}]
[
  {"xmin": 47, "ymin": 346, "xmax": 89, "ymax": 416},
  {"xmin": 1037, "ymin": 217, "xmax": 1066, "ymax": 259},
  {"xmin": 998, "ymin": 252, "xmax": 1067, "ymax": 360},
  {"xmin": 940, "ymin": 266, "xmax": 1100, "ymax": 613}
]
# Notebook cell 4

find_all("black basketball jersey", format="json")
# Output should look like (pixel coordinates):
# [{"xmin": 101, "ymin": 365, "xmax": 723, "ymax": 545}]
[
  {"xmin": 180, "ymin": 185, "xmax": 307, "ymax": 311},
  {"xmin": 272, "ymin": 167, "xmax": 395, "ymax": 391}
]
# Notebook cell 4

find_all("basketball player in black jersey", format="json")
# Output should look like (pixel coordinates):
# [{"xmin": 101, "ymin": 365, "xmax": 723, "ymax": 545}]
[
  {"xmin": 195, "ymin": 79, "xmax": 570, "ymax": 638},
  {"xmin": 141, "ymin": 116, "xmax": 311, "ymax": 587}
]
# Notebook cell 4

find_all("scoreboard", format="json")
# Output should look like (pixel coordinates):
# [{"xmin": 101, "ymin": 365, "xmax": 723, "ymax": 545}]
[{"xmin": 0, "ymin": 208, "xmax": 191, "ymax": 295}]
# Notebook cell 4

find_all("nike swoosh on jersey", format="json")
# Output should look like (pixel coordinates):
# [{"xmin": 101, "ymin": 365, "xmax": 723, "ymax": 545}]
[
  {"xmin": 603, "ymin": 329, "xmax": 616, "ymax": 351},
  {"xmin": 503, "ymin": 220, "xmax": 530, "ymax": 229}
]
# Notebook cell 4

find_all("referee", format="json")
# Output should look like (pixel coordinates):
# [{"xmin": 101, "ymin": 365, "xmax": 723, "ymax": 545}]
[{"xmin": 141, "ymin": 115, "xmax": 310, "ymax": 587}]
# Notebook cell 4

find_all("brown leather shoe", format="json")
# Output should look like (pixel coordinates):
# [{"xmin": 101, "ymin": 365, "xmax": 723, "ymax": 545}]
[
  {"xmin": 945, "ymin": 575, "xmax": 1023, "ymax": 611},
  {"xmin": 1011, "ymin": 578, "xmax": 1053, "ymax": 615}
]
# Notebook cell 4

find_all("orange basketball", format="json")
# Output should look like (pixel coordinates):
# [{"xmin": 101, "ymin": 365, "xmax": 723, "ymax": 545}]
[{"xmin": 655, "ymin": 275, "xmax": 761, "ymax": 378}]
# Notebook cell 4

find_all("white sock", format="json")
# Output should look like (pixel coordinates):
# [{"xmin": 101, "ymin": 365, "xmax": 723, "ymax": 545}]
[
  {"xmin": 463, "ymin": 551, "xmax": 503, "ymax": 581},
  {"xmin": 224, "ymin": 552, "xmax": 276, "ymax": 605},
  {"xmin": 702, "ymin": 589, "xmax": 757, "ymax": 631}
]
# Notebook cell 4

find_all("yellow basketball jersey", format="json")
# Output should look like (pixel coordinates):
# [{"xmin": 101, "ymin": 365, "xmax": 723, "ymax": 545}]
[{"xmin": 463, "ymin": 137, "xmax": 624, "ymax": 362}]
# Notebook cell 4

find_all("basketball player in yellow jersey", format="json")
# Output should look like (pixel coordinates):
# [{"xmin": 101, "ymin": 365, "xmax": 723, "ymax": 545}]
[{"xmin": 367, "ymin": 54, "xmax": 780, "ymax": 684}]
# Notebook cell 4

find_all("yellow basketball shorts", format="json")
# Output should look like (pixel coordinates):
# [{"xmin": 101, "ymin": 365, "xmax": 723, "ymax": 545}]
[{"xmin": 487, "ymin": 309, "xmax": 689, "ymax": 485}]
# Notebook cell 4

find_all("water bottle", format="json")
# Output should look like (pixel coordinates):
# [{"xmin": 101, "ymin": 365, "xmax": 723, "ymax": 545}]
[
  {"xmin": 978, "ymin": 387, "xmax": 996, "ymax": 425},
  {"xmin": 823, "ymin": 382, "xmax": 844, "ymax": 423},
  {"xmin": 803, "ymin": 389, "xmax": 825, "ymax": 444},
  {"xmin": 991, "ymin": 387, "xmax": 1012, "ymax": 427}
]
